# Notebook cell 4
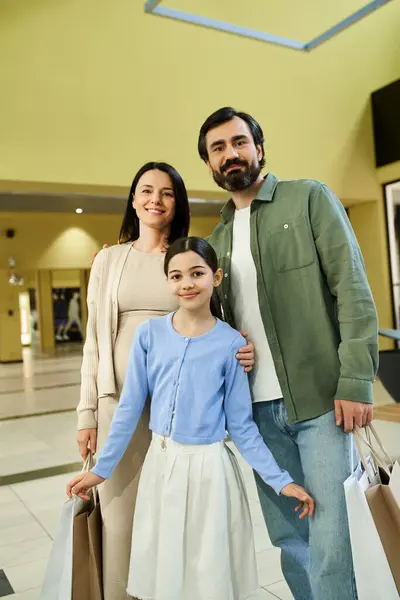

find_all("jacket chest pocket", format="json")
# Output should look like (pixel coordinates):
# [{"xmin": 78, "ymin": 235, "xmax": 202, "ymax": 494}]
[{"xmin": 267, "ymin": 218, "xmax": 315, "ymax": 273}]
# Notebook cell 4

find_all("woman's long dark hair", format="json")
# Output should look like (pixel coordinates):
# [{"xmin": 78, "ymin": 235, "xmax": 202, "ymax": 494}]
[
  {"xmin": 119, "ymin": 162, "xmax": 190, "ymax": 244},
  {"xmin": 164, "ymin": 237, "xmax": 223, "ymax": 320}
]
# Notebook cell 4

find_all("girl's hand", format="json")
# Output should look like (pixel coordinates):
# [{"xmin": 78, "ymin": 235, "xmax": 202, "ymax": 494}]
[
  {"xmin": 66, "ymin": 472, "xmax": 105, "ymax": 500},
  {"xmin": 237, "ymin": 330, "xmax": 255, "ymax": 373},
  {"xmin": 281, "ymin": 483, "xmax": 315, "ymax": 519}
]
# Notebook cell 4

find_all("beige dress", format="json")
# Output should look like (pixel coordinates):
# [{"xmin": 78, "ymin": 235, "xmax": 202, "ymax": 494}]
[{"xmin": 96, "ymin": 247, "xmax": 177, "ymax": 600}]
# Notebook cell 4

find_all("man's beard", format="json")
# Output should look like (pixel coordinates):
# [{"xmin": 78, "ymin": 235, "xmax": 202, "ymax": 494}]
[{"xmin": 212, "ymin": 158, "xmax": 262, "ymax": 192}]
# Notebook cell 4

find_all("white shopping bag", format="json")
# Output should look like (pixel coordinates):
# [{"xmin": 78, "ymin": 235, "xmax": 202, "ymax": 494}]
[
  {"xmin": 40, "ymin": 457, "xmax": 93, "ymax": 600},
  {"xmin": 344, "ymin": 432, "xmax": 399, "ymax": 600},
  {"xmin": 390, "ymin": 461, "xmax": 400, "ymax": 508}
]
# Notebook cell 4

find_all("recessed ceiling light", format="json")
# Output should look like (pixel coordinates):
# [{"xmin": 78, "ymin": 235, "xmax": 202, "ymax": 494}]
[{"xmin": 75, "ymin": 208, "xmax": 83, "ymax": 214}]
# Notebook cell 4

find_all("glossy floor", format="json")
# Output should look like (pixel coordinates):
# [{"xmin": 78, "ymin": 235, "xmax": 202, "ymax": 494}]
[{"xmin": 0, "ymin": 344, "xmax": 399, "ymax": 599}]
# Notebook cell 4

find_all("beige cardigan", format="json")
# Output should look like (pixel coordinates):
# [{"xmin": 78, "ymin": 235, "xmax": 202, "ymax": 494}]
[{"xmin": 77, "ymin": 243, "xmax": 133, "ymax": 430}]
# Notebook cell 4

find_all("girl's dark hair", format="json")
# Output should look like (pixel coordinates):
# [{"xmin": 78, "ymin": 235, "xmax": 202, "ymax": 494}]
[
  {"xmin": 164, "ymin": 237, "xmax": 223, "ymax": 320},
  {"xmin": 119, "ymin": 162, "xmax": 190, "ymax": 244},
  {"xmin": 198, "ymin": 106, "xmax": 265, "ymax": 169}
]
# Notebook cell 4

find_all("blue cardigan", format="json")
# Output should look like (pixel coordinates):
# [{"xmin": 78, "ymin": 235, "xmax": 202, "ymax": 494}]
[{"xmin": 92, "ymin": 313, "xmax": 293, "ymax": 495}]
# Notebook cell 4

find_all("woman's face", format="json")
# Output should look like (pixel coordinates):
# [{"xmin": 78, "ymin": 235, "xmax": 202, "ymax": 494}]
[{"xmin": 133, "ymin": 169, "xmax": 176, "ymax": 233}]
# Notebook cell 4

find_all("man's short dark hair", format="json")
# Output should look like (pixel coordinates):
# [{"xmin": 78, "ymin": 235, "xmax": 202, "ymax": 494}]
[{"xmin": 198, "ymin": 107, "xmax": 265, "ymax": 168}]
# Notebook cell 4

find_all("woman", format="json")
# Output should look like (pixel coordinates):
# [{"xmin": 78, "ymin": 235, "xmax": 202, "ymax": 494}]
[{"xmin": 76, "ymin": 162, "xmax": 254, "ymax": 600}]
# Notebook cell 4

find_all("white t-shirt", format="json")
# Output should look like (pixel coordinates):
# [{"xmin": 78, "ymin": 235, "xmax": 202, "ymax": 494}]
[{"xmin": 230, "ymin": 206, "xmax": 283, "ymax": 403}]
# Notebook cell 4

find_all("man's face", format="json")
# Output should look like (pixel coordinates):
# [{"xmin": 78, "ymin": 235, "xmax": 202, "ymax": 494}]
[{"xmin": 205, "ymin": 116, "xmax": 263, "ymax": 192}]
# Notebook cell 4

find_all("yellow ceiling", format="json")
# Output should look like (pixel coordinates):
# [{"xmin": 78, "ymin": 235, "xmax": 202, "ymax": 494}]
[{"xmin": 162, "ymin": 0, "xmax": 373, "ymax": 42}]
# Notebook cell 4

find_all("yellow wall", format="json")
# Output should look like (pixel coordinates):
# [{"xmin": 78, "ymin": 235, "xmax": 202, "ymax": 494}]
[
  {"xmin": 0, "ymin": 0, "xmax": 399, "ymax": 348},
  {"xmin": 0, "ymin": 0, "xmax": 399, "ymax": 204},
  {"xmin": 189, "ymin": 217, "xmax": 220, "ymax": 238},
  {"xmin": 0, "ymin": 211, "xmax": 219, "ymax": 271},
  {"xmin": 348, "ymin": 200, "xmax": 393, "ymax": 349},
  {"xmin": 0, "ymin": 212, "xmax": 123, "ymax": 270},
  {"xmin": 51, "ymin": 270, "xmax": 81, "ymax": 288},
  {"xmin": 377, "ymin": 161, "xmax": 400, "ymax": 186}
]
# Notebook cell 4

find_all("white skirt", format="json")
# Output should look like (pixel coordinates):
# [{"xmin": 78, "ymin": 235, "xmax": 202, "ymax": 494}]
[{"xmin": 127, "ymin": 433, "xmax": 258, "ymax": 600}]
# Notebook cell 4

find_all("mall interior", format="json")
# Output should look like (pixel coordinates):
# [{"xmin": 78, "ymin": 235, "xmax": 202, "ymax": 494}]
[{"xmin": 1, "ymin": 1, "xmax": 400, "ymax": 599}]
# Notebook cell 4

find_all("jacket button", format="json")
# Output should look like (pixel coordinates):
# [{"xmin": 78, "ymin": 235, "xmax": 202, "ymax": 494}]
[
  {"xmin": 284, "ymin": 224, "xmax": 289, "ymax": 229},
  {"xmin": 224, "ymin": 295, "xmax": 228, "ymax": 300},
  {"xmin": 227, "ymin": 251, "xmax": 230, "ymax": 257},
  {"xmin": 224, "ymin": 273, "xmax": 228, "ymax": 278}
]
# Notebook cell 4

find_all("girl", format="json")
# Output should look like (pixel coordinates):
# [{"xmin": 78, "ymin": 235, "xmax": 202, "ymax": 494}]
[{"xmin": 67, "ymin": 236, "xmax": 314, "ymax": 600}]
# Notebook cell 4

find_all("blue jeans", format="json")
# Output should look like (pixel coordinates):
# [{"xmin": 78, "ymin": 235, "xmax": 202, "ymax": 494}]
[{"xmin": 253, "ymin": 399, "xmax": 357, "ymax": 600}]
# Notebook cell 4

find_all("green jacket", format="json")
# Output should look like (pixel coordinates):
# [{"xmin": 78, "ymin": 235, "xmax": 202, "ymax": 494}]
[{"xmin": 208, "ymin": 173, "xmax": 378, "ymax": 424}]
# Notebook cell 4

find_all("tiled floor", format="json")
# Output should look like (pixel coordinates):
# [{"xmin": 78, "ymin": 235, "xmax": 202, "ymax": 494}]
[
  {"xmin": 0, "ymin": 346, "xmax": 81, "ymax": 420},
  {"xmin": 0, "ymin": 346, "xmax": 399, "ymax": 599},
  {"xmin": 0, "ymin": 412, "xmax": 81, "ymax": 482},
  {"xmin": 0, "ymin": 463, "xmax": 294, "ymax": 599}
]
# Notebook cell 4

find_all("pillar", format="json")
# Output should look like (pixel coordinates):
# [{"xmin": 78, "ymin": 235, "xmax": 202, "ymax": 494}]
[
  {"xmin": 36, "ymin": 270, "xmax": 55, "ymax": 355},
  {"xmin": 0, "ymin": 270, "xmax": 22, "ymax": 362}
]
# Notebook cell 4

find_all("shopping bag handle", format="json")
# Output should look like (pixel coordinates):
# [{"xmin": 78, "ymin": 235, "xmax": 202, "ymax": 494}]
[
  {"xmin": 353, "ymin": 425, "xmax": 393, "ymax": 479},
  {"xmin": 354, "ymin": 425, "xmax": 393, "ymax": 473},
  {"xmin": 82, "ymin": 452, "xmax": 94, "ymax": 473},
  {"xmin": 367, "ymin": 423, "xmax": 393, "ymax": 469},
  {"xmin": 352, "ymin": 431, "xmax": 378, "ymax": 482},
  {"xmin": 79, "ymin": 452, "xmax": 98, "ymax": 506}
]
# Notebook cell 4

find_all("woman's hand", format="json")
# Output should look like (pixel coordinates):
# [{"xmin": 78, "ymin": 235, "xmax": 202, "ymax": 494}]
[
  {"xmin": 66, "ymin": 472, "xmax": 105, "ymax": 500},
  {"xmin": 77, "ymin": 428, "xmax": 97, "ymax": 460},
  {"xmin": 281, "ymin": 483, "xmax": 315, "ymax": 519},
  {"xmin": 237, "ymin": 330, "xmax": 255, "ymax": 373}
]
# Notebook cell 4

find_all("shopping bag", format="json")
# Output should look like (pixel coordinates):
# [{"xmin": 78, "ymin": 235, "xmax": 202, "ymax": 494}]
[
  {"xmin": 40, "ymin": 492, "xmax": 91, "ymax": 600},
  {"xmin": 88, "ymin": 496, "xmax": 103, "ymax": 600},
  {"xmin": 366, "ymin": 484, "xmax": 400, "ymax": 593},
  {"xmin": 355, "ymin": 426, "xmax": 400, "ymax": 593},
  {"xmin": 390, "ymin": 461, "xmax": 400, "ymax": 508},
  {"xmin": 344, "ymin": 430, "xmax": 398, "ymax": 600},
  {"xmin": 72, "ymin": 490, "xmax": 103, "ymax": 600},
  {"xmin": 72, "ymin": 504, "xmax": 90, "ymax": 600},
  {"xmin": 40, "ymin": 454, "xmax": 102, "ymax": 600}
]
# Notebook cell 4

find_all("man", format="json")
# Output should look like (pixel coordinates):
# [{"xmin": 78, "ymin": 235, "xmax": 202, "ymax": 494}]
[{"xmin": 198, "ymin": 107, "xmax": 378, "ymax": 600}]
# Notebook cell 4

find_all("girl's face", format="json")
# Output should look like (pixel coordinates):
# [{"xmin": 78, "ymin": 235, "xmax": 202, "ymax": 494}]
[
  {"xmin": 132, "ymin": 169, "xmax": 176, "ymax": 232},
  {"xmin": 167, "ymin": 251, "xmax": 222, "ymax": 313}
]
